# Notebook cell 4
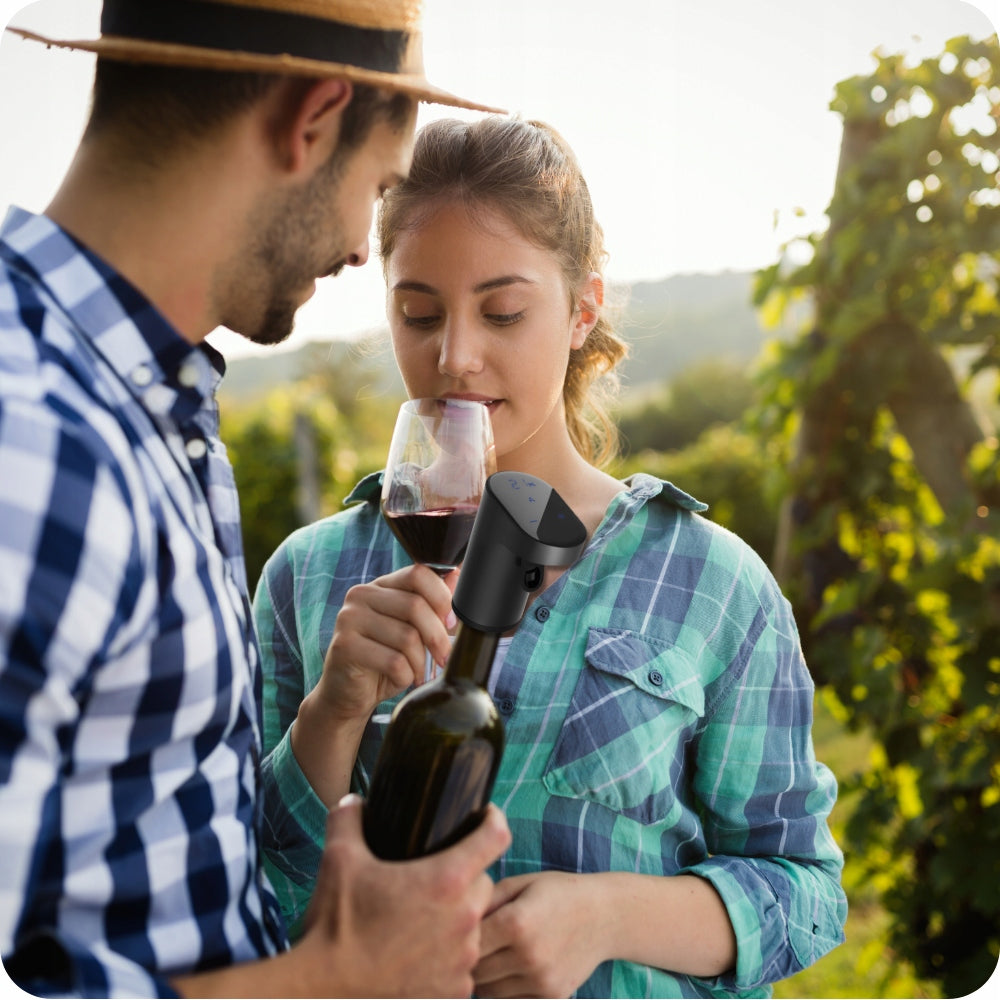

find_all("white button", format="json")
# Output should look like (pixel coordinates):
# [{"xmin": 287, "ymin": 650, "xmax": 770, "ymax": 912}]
[
  {"xmin": 131, "ymin": 364, "xmax": 153, "ymax": 387},
  {"xmin": 185, "ymin": 438, "xmax": 208, "ymax": 460},
  {"xmin": 178, "ymin": 362, "xmax": 200, "ymax": 388}
]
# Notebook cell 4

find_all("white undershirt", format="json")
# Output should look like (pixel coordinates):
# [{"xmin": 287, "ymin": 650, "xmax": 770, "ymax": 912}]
[
  {"xmin": 424, "ymin": 634, "xmax": 514, "ymax": 695},
  {"xmin": 488, "ymin": 636, "xmax": 515, "ymax": 697}
]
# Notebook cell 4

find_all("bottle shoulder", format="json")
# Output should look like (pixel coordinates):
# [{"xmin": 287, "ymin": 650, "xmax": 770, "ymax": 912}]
[{"xmin": 391, "ymin": 675, "xmax": 502, "ymax": 738}]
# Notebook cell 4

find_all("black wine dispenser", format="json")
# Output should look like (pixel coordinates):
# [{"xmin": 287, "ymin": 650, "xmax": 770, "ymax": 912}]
[
  {"xmin": 362, "ymin": 472, "xmax": 587, "ymax": 860},
  {"xmin": 453, "ymin": 472, "xmax": 587, "ymax": 633}
]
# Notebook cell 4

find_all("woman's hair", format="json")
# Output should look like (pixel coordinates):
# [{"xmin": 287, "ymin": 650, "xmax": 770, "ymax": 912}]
[{"xmin": 377, "ymin": 116, "xmax": 628, "ymax": 468}]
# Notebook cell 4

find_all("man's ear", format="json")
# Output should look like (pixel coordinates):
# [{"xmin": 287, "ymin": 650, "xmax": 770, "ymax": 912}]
[
  {"xmin": 571, "ymin": 271, "xmax": 604, "ymax": 349},
  {"xmin": 273, "ymin": 77, "xmax": 353, "ymax": 176}
]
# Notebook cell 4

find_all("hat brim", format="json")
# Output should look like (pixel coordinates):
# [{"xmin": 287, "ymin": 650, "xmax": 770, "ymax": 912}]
[{"xmin": 8, "ymin": 28, "xmax": 505, "ymax": 115}]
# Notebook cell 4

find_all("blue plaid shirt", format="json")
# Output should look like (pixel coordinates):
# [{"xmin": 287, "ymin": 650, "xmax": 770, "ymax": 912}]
[
  {"xmin": 255, "ymin": 472, "xmax": 847, "ymax": 998},
  {"xmin": 0, "ymin": 207, "xmax": 285, "ymax": 997}
]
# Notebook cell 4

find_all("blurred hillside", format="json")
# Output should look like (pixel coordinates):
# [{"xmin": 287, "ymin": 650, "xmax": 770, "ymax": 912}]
[
  {"xmin": 619, "ymin": 271, "xmax": 775, "ymax": 390},
  {"xmin": 217, "ymin": 269, "xmax": 794, "ymax": 403}
]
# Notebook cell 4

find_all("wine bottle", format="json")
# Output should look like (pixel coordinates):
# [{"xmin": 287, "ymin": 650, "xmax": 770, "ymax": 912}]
[
  {"xmin": 363, "ymin": 472, "xmax": 586, "ymax": 860},
  {"xmin": 362, "ymin": 623, "xmax": 503, "ymax": 860}
]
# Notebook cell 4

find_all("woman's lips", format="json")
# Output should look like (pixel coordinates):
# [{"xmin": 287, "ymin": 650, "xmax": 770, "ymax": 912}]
[{"xmin": 441, "ymin": 395, "xmax": 501, "ymax": 409}]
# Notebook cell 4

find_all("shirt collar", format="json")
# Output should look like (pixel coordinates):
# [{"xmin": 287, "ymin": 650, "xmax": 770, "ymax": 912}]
[
  {"xmin": 345, "ymin": 470, "xmax": 384, "ymax": 505},
  {"xmin": 621, "ymin": 472, "xmax": 709, "ymax": 512},
  {"xmin": 342, "ymin": 468, "xmax": 707, "ymax": 513},
  {"xmin": 1, "ymin": 206, "xmax": 223, "ymax": 423}
]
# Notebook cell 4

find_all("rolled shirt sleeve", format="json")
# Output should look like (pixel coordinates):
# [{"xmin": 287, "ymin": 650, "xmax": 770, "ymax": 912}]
[
  {"xmin": 255, "ymin": 552, "xmax": 330, "ymax": 938},
  {"xmin": 682, "ymin": 584, "xmax": 847, "ymax": 992}
]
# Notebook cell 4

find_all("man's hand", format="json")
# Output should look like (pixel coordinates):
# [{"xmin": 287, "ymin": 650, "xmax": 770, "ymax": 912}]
[
  {"xmin": 171, "ymin": 796, "xmax": 510, "ymax": 998},
  {"xmin": 299, "ymin": 794, "xmax": 511, "ymax": 998}
]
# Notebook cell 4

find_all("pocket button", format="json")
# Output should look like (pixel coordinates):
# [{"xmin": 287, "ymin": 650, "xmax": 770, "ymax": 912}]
[{"xmin": 648, "ymin": 669, "xmax": 664, "ymax": 687}]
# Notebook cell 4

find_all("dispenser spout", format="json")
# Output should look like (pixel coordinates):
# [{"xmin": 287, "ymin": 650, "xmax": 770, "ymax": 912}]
[{"xmin": 452, "ymin": 473, "xmax": 586, "ymax": 633}]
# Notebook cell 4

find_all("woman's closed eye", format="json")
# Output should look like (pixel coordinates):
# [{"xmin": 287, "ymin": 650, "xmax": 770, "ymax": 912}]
[
  {"xmin": 401, "ymin": 311, "xmax": 440, "ymax": 328},
  {"xmin": 484, "ymin": 309, "xmax": 525, "ymax": 326},
  {"xmin": 481, "ymin": 292, "xmax": 527, "ymax": 326},
  {"xmin": 399, "ymin": 307, "xmax": 526, "ymax": 329},
  {"xmin": 398, "ymin": 294, "xmax": 441, "ymax": 327}
]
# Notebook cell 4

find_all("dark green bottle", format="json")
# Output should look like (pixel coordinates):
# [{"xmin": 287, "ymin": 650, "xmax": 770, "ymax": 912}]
[
  {"xmin": 362, "ymin": 624, "xmax": 503, "ymax": 860},
  {"xmin": 363, "ymin": 472, "xmax": 586, "ymax": 861}
]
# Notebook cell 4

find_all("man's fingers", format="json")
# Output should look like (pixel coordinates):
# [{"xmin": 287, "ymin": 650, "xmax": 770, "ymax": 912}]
[
  {"xmin": 326, "ymin": 792, "xmax": 365, "ymax": 842},
  {"xmin": 484, "ymin": 872, "xmax": 528, "ymax": 917},
  {"xmin": 428, "ymin": 804, "xmax": 511, "ymax": 882}
]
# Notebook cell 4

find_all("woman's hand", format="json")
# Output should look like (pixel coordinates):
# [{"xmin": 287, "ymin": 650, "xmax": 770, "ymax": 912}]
[
  {"xmin": 474, "ymin": 869, "xmax": 737, "ymax": 997},
  {"xmin": 316, "ymin": 564, "xmax": 457, "ymax": 722},
  {"xmin": 290, "ymin": 564, "xmax": 457, "ymax": 806},
  {"xmin": 474, "ymin": 871, "xmax": 608, "ymax": 998}
]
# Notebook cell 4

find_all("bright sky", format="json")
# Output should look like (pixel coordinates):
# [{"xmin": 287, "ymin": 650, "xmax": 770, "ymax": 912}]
[{"xmin": 1, "ymin": 0, "xmax": 997, "ymax": 360}]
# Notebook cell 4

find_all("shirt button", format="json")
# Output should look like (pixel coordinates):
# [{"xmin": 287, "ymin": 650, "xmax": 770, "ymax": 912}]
[
  {"xmin": 131, "ymin": 364, "xmax": 153, "ymax": 387},
  {"xmin": 648, "ymin": 669, "xmax": 664, "ymax": 687},
  {"xmin": 177, "ymin": 362, "xmax": 200, "ymax": 388},
  {"xmin": 185, "ymin": 437, "xmax": 208, "ymax": 460},
  {"xmin": 534, "ymin": 606, "xmax": 550, "ymax": 622},
  {"xmin": 497, "ymin": 698, "xmax": 515, "ymax": 715}
]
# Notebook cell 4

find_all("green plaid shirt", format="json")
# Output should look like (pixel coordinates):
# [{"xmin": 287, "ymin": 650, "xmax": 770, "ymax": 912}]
[{"xmin": 254, "ymin": 473, "xmax": 846, "ymax": 998}]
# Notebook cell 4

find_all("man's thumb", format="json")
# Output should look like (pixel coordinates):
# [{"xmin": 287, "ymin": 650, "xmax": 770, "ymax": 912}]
[{"xmin": 326, "ymin": 792, "xmax": 365, "ymax": 844}]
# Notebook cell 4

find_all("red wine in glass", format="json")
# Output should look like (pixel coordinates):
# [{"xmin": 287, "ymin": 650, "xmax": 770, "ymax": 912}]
[
  {"xmin": 381, "ymin": 399, "xmax": 496, "ymax": 575},
  {"xmin": 382, "ymin": 506, "xmax": 480, "ymax": 575}
]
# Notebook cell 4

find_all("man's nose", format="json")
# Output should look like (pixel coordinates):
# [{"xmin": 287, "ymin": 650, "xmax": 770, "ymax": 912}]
[{"xmin": 346, "ymin": 236, "xmax": 370, "ymax": 268}]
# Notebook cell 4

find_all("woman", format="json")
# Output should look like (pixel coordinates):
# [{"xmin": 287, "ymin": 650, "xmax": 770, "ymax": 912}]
[{"xmin": 254, "ymin": 116, "xmax": 847, "ymax": 998}]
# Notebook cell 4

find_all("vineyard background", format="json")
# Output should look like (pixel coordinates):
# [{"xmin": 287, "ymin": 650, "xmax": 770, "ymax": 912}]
[{"xmin": 219, "ymin": 36, "xmax": 1000, "ymax": 999}]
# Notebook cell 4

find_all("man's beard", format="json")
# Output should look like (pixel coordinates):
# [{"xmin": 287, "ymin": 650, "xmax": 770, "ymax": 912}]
[
  {"xmin": 248, "ymin": 254, "xmax": 349, "ymax": 347},
  {"xmin": 251, "ymin": 298, "xmax": 299, "ymax": 347},
  {"xmin": 238, "ymin": 154, "xmax": 349, "ymax": 347}
]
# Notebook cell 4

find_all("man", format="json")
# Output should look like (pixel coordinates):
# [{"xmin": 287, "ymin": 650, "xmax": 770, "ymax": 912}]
[{"xmin": 0, "ymin": 2, "xmax": 510, "ymax": 996}]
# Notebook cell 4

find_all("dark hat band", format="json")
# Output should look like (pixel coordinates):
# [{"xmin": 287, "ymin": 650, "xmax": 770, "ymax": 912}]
[{"xmin": 102, "ymin": 0, "xmax": 410, "ymax": 74}]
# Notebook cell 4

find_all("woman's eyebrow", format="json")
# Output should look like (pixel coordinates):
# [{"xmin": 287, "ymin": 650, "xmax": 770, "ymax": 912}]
[
  {"xmin": 392, "ymin": 276, "xmax": 536, "ymax": 295},
  {"xmin": 473, "ymin": 275, "xmax": 534, "ymax": 293}
]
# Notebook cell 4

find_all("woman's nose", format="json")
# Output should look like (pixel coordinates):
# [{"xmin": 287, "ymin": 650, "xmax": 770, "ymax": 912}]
[{"xmin": 438, "ymin": 320, "xmax": 484, "ymax": 377}]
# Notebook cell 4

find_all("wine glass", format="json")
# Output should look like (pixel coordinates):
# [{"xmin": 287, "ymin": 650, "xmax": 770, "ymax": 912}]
[{"xmin": 381, "ymin": 398, "xmax": 496, "ymax": 576}]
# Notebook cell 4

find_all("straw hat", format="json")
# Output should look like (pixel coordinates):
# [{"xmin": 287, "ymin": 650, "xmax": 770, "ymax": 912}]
[{"xmin": 7, "ymin": 0, "xmax": 503, "ymax": 113}]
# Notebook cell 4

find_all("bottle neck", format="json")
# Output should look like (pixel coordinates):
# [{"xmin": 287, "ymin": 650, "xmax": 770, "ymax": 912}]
[{"xmin": 445, "ymin": 622, "xmax": 500, "ymax": 688}]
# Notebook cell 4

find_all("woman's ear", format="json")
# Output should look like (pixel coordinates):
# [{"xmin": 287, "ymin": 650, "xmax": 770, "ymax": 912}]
[
  {"xmin": 571, "ymin": 271, "xmax": 604, "ymax": 349},
  {"xmin": 272, "ymin": 77, "xmax": 354, "ymax": 176}
]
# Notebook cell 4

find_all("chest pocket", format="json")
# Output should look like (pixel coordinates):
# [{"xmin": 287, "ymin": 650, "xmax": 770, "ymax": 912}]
[{"xmin": 542, "ymin": 627, "xmax": 705, "ymax": 824}]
